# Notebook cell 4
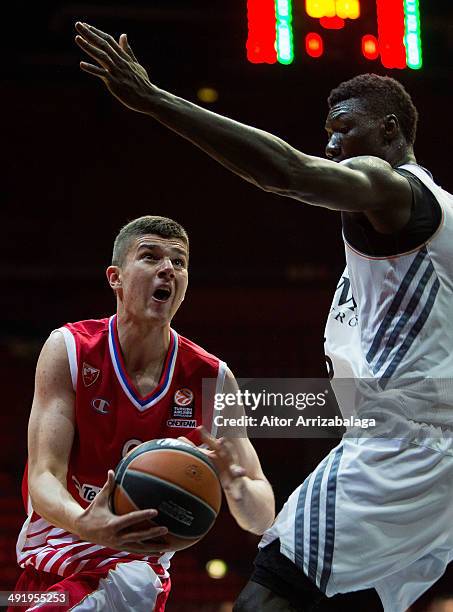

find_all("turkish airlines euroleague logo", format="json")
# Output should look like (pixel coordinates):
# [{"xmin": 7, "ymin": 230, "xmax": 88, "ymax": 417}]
[
  {"xmin": 168, "ymin": 388, "xmax": 196, "ymax": 427},
  {"xmin": 174, "ymin": 388, "xmax": 194, "ymax": 406},
  {"xmin": 82, "ymin": 362, "xmax": 100, "ymax": 387}
]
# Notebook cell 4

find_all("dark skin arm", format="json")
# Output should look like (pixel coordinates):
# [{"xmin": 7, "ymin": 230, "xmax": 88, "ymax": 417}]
[{"xmin": 74, "ymin": 22, "xmax": 412, "ymax": 231}]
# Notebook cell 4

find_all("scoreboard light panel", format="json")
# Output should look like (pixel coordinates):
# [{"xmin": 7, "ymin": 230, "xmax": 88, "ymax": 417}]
[{"xmin": 246, "ymin": 0, "xmax": 422, "ymax": 69}]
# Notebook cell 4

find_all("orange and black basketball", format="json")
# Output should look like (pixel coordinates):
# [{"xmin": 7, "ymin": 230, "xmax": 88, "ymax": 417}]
[{"xmin": 111, "ymin": 438, "xmax": 222, "ymax": 551}]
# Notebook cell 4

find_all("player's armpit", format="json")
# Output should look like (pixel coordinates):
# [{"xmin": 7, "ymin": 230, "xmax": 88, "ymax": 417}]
[{"xmin": 336, "ymin": 156, "xmax": 413, "ymax": 231}]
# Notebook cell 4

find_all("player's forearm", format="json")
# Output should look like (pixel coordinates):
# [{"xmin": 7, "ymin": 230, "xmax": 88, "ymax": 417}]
[
  {"xmin": 225, "ymin": 477, "xmax": 275, "ymax": 535},
  {"xmin": 145, "ymin": 87, "xmax": 304, "ymax": 195},
  {"xmin": 29, "ymin": 471, "xmax": 84, "ymax": 534}
]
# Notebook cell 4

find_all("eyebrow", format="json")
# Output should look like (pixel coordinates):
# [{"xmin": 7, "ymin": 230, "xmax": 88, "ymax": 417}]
[
  {"xmin": 137, "ymin": 243, "xmax": 188, "ymax": 257},
  {"xmin": 326, "ymin": 111, "xmax": 351, "ymax": 123},
  {"xmin": 325, "ymin": 113, "xmax": 354, "ymax": 132}
]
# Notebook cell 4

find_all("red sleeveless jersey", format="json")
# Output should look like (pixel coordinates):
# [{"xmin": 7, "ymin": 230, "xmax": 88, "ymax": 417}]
[{"xmin": 17, "ymin": 316, "xmax": 225, "ymax": 578}]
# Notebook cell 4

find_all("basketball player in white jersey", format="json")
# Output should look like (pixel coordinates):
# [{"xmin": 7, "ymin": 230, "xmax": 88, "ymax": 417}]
[{"xmin": 75, "ymin": 22, "xmax": 453, "ymax": 612}]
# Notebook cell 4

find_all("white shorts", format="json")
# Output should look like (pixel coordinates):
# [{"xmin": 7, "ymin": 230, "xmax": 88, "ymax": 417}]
[
  {"xmin": 13, "ymin": 560, "xmax": 170, "ymax": 612},
  {"xmin": 260, "ymin": 434, "xmax": 453, "ymax": 612}
]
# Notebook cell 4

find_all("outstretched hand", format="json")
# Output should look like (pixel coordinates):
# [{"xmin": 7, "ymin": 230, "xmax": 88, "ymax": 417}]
[
  {"xmin": 75, "ymin": 22, "xmax": 156, "ymax": 113},
  {"xmin": 74, "ymin": 470, "xmax": 172, "ymax": 555},
  {"xmin": 198, "ymin": 427, "xmax": 247, "ymax": 502}
]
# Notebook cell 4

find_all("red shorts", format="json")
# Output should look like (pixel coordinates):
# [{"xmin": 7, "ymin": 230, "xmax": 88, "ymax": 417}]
[{"xmin": 9, "ymin": 561, "xmax": 171, "ymax": 611}]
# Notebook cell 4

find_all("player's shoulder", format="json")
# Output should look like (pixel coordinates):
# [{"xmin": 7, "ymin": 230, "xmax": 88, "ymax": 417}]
[
  {"xmin": 176, "ymin": 332, "xmax": 222, "ymax": 369},
  {"xmin": 341, "ymin": 156, "xmax": 413, "ymax": 207},
  {"xmin": 62, "ymin": 317, "xmax": 110, "ymax": 338},
  {"xmin": 340, "ymin": 156, "xmax": 413, "ymax": 186},
  {"xmin": 340, "ymin": 155, "xmax": 394, "ymax": 175}
]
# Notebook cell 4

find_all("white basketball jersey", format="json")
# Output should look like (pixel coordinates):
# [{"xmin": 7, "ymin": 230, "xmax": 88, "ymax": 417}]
[
  {"xmin": 325, "ymin": 164, "xmax": 453, "ymax": 427},
  {"xmin": 261, "ymin": 166, "xmax": 453, "ymax": 612}
]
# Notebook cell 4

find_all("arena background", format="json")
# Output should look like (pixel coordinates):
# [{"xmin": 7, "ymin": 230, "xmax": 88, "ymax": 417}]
[{"xmin": 2, "ymin": 1, "xmax": 452, "ymax": 610}]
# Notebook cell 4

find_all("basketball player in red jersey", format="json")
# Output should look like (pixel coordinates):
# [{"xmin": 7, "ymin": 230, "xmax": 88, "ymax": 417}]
[{"xmin": 12, "ymin": 216, "xmax": 275, "ymax": 611}]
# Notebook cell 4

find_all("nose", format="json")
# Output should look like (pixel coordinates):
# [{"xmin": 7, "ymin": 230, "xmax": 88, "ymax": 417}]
[
  {"xmin": 325, "ymin": 134, "xmax": 341, "ymax": 160},
  {"xmin": 158, "ymin": 257, "xmax": 175, "ymax": 279}
]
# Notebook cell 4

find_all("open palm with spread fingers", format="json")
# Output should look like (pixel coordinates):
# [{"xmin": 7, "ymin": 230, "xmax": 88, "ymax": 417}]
[{"xmin": 75, "ymin": 22, "xmax": 156, "ymax": 113}]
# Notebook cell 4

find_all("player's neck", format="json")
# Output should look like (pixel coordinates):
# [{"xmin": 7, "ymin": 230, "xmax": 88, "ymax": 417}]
[
  {"xmin": 116, "ymin": 315, "xmax": 171, "ymax": 374},
  {"xmin": 389, "ymin": 144, "xmax": 416, "ymax": 168}
]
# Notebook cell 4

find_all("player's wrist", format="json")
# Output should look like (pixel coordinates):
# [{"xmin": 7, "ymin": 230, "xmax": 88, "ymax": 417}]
[
  {"xmin": 141, "ymin": 85, "xmax": 166, "ymax": 116},
  {"xmin": 223, "ymin": 474, "xmax": 246, "ymax": 501},
  {"xmin": 143, "ymin": 86, "xmax": 185, "ymax": 120},
  {"xmin": 72, "ymin": 507, "xmax": 98, "ymax": 542}
]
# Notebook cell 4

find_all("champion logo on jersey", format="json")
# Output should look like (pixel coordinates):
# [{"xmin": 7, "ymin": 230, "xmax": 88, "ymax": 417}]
[
  {"xmin": 91, "ymin": 398, "xmax": 111, "ymax": 414},
  {"xmin": 82, "ymin": 362, "xmax": 101, "ymax": 387}
]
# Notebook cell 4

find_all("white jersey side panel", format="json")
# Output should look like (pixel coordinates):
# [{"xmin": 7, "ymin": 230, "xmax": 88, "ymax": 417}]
[
  {"xmin": 262, "ymin": 167, "xmax": 453, "ymax": 611},
  {"xmin": 325, "ymin": 164, "xmax": 453, "ymax": 426}
]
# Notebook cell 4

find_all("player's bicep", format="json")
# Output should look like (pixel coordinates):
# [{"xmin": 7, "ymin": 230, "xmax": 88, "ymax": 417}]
[
  {"xmin": 284, "ymin": 152, "xmax": 411, "ymax": 214},
  {"xmin": 28, "ymin": 331, "xmax": 76, "ymax": 485}
]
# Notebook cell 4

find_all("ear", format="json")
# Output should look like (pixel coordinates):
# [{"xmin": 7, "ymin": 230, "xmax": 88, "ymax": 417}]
[
  {"xmin": 382, "ymin": 114, "xmax": 399, "ymax": 142},
  {"xmin": 106, "ymin": 265, "xmax": 121, "ymax": 291}
]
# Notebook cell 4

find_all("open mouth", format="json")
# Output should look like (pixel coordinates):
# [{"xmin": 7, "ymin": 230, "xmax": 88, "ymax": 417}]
[{"xmin": 152, "ymin": 287, "xmax": 172, "ymax": 303}]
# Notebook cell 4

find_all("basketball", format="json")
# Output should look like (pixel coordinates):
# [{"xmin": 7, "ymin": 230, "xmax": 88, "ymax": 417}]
[{"xmin": 111, "ymin": 438, "xmax": 222, "ymax": 551}]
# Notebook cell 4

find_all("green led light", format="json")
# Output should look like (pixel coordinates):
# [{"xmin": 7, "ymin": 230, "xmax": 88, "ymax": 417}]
[
  {"xmin": 275, "ymin": 0, "xmax": 294, "ymax": 65},
  {"xmin": 404, "ymin": 0, "xmax": 422, "ymax": 69}
]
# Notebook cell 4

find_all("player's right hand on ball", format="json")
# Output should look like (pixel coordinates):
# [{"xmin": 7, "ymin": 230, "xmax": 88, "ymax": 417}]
[{"xmin": 74, "ymin": 470, "xmax": 172, "ymax": 554}]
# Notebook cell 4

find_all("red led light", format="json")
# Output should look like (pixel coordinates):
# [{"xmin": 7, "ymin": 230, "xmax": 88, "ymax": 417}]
[
  {"xmin": 246, "ymin": 0, "xmax": 277, "ymax": 64},
  {"xmin": 362, "ymin": 34, "xmax": 379, "ymax": 60},
  {"xmin": 305, "ymin": 33, "xmax": 324, "ymax": 58},
  {"xmin": 320, "ymin": 16, "xmax": 345, "ymax": 29},
  {"xmin": 376, "ymin": 0, "xmax": 406, "ymax": 69}
]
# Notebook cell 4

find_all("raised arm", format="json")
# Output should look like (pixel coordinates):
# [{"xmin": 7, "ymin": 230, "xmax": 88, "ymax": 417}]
[
  {"xmin": 28, "ymin": 331, "xmax": 171, "ymax": 554},
  {"xmin": 74, "ymin": 22, "xmax": 412, "ymax": 223}
]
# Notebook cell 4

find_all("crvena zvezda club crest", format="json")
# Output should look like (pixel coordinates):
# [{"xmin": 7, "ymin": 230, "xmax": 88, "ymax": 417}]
[{"xmin": 82, "ymin": 362, "xmax": 100, "ymax": 387}]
